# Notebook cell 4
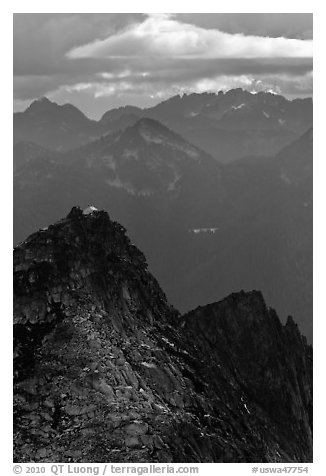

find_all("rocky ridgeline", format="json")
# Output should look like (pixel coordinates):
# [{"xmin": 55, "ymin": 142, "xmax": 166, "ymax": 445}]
[{"xmin": 13, "ymin": 207, "xmax": 313, "ymax": 463}]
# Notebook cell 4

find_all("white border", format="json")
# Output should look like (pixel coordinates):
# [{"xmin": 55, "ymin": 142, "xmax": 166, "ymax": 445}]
[{"xmin": 3, "ymin": 3, "xmax": 324, "ymax": 474}]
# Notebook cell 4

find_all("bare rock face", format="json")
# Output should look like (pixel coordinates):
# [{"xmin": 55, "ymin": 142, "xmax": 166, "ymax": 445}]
[
  {"xmin": 13, "ymin": 207, "xmax": 312, "ymax": 463},
  {"xmin": 181, "ymin": 293, "xmax": 313, "ymax": 462}
]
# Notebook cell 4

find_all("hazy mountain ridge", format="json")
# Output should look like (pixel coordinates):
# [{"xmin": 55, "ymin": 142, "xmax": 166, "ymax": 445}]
[
  {"xmin": 164, "ymin": 128, "xmax": 312, "ymax": 339},
  {"xmin": 14, "ymin": 90, "xmax": 312, "ymax": 161},
  {"xmin": 143, "ymin": 90, "xmax": 312, "ymax": 162},
  {"xmin": 13, "ymin": 117, "xmax": 223, "ymax": 239},
  {"xmin": 13, "ymin": 120, "xmax": 313, "ymax": 340},
  {"xmin": 14, "ymin": 97, "xmax": 105, "ymax": 151},
  {"xmin": 13, "ymin": 141, "xmax": 56, "ymax": 172}
]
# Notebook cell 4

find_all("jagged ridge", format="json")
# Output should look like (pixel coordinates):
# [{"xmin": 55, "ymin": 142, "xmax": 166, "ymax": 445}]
[{"xmin": 13, "ymin": 207, "xmax": 312, "ymax": 463}]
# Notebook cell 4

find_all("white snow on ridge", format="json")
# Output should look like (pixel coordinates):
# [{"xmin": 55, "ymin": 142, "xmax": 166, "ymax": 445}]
[
  {"xmin": 140, "ymin": 129, "xmax": 164, "ymax": 144},
  {"xmin": 140, "ymin": 128, "xmax": 200, "ymax": 160},
  {"xmin": 189, "ymin": 227, "xmax": 219, "ymax": 234},
  {"xmin": 141, "ymin": 361, "xmax": 157, "ymax": 369},
  {"xmin": 232, "ymin": 103, "xmax": 246, "ymax": 110},
  {"xmin": 105, "ymin": 177, "xmax": 153, "ymax": 196}
]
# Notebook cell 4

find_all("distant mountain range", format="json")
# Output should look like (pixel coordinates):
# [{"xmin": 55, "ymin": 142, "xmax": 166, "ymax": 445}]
[
  {"xmin": 13, "ymin": 108, "xmax": 313, "ymax": 340},
  {"xmin": 14, "ymin": 97, "xmax": 102, "ymax": 151},
  {"xmin": 14, "ymin": 90, "xmax": 312, "ymax": 162}
]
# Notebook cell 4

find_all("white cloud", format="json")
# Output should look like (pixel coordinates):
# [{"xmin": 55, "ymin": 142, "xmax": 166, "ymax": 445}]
[
  {"xmin": 13, "ymin": 14, "xmax": 313, "ymax": 117},
  {"xmin": 56, "ymin": 71, "xmax": 312, "ymax": 107},
  {"xmin": 67, "ymin": 14, "xmax": 312, "ymax": 61}
]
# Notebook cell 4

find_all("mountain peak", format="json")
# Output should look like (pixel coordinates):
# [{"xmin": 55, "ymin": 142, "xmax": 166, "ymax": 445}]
[
  {"xmin": 36, "ymin": 96, "xmax": 52, "ymax": 104},
  {"xmin": 14, "ymin": 209, "xmax": 313, "ymax": 463},
  {"xmin": 25, "ymin": 96, "xmax": 57, "ymax": 112},
  {"xmin": 24, "ymin": 97, "xmax": 88, "ymax": 120},
  {"xmin": 100, "ymin": 105, "xmax": 143, "ymax": 123},
  {"xmin": 14, "ymin": 97, "xmax": 98, "ymax": 151},
  {"xmin": 14, "ymin": 205, "xmax": 170, "ymax": 328},
  {"xmin": 120, "ymin": 116, "xmax": 187, "ymax": 148}
]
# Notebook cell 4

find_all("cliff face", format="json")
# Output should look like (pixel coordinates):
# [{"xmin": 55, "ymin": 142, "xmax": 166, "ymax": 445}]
[
  {"xmin": 181, "ymin": 294, "xmax": 313, "ymax": 462},
  {"xmin": 13, "ymin": 207, "xmax": 312, "ymax": 463}
]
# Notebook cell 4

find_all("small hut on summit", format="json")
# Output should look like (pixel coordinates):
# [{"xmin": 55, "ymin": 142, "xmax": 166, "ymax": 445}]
[{"xmin": 82, "ymin": 205, "xmax": 98, "ymax": 215}]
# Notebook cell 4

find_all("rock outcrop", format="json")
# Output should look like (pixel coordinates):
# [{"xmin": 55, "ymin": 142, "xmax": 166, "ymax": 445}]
[{"xmin": 13, "ymin": 207, "xmax": 312, "ymax": 463}]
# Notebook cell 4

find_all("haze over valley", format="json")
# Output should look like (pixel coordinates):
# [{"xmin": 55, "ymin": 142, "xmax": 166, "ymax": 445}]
[{"xmin": 14, "ymin": 91, "xmax": 313, "ymax": 340}]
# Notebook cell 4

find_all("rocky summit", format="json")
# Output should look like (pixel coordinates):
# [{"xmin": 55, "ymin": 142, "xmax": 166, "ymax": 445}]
[{"xmin": 13, "ymin": 207, "xmax": 312, "ymax": 463}]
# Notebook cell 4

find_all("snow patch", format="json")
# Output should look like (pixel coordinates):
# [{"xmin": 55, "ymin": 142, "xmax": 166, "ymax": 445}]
[
  {"xmin": 83, "ymin": 205, "xmax": 98, "ymax": 215},
  {"xmin": 141, "ymin": 362, "xmax": 157, "ymax": 369},
  {"xmin": 167, "ymin": 165, "xmax": 182, "ymax": 191},
  {"xmin": 162, "ymin": 337, "xmax": 175, "ymax": 348},
  {"xmin": 232, "ymin": 103, "xmax": 246, "ymax": 110},
  {"xmin": 244, "ymin": 403, "xmax": 251, "ymax": 414},
  {"xmin": 105, "ymin": 177, "xmax": 153, "ymax": 196},
  {"xmin": 190, "ymin": 227, "xmax": 219, "ymax": 234},
  {"xmin": 140, "ymin": 127, "xmax": 199, "ymax": 159},
  {"xmin": 140, "ymin": 129, "xmax": 164, "ymax": 144},
  {"xmin": 167, "ymin": 174, "xmax": 181, "ymax": 191},
  {"xmin": 122, "ymin": 149, "xmax": 139, "ymax": 160}
]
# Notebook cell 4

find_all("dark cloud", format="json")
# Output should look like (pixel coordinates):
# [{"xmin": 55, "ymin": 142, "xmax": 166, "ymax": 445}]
[
  {"xmin": 13, "ymin": 13, "xmax": 145, "ymax": 76},
  {"xmin": 174, "ymin": 13, "xmax": 313, "ymax": 40}
]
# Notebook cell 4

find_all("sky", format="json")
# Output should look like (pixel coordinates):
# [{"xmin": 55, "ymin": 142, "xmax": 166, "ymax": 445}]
[{"xmin": 13, "ymin": 13, "xmax": 313, "ymax": 119}]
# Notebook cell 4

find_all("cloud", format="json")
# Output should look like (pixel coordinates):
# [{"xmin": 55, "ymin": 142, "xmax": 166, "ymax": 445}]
[
  {"xmin": 174, "ymin": 13, "xmax": 313, "ymax": 40},
  {"xmin": 67, "ymin": 14, "xmax": 312, "ymax": 60},
  {"xmin": 13, "ymin": 13, "xmax": 145, "ymax": 76},
  {"xmin": 55, "ymin": 70, "xmax": 313, "ymax": 102},
  {"xmin": 13, "ymin": 13, "xmax": 313, "ymax": 118},
  {"xmin": 13, "ymin": 56, "xmax": 312, "ymax": 100}
]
